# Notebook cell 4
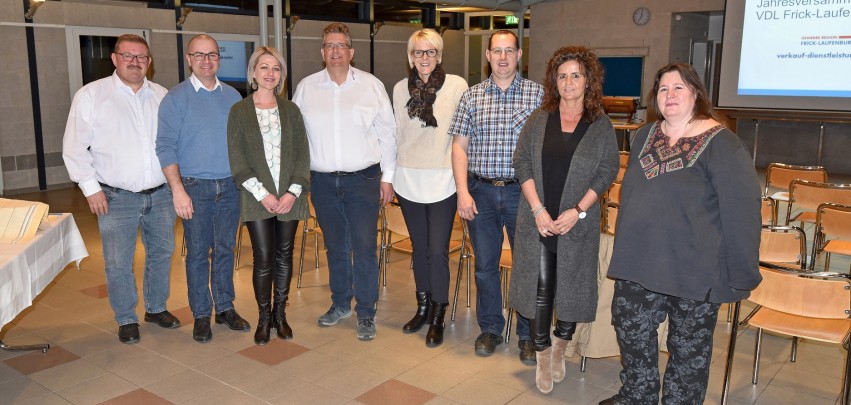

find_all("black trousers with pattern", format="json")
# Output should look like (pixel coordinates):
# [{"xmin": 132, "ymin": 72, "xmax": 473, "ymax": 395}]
[{"xmin": 611, "ymin": 280, "xmax": 721, "ymax": 405}]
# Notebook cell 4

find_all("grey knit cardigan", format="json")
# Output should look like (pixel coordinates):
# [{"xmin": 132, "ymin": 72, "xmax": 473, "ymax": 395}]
[
  {"xmin": 227, "ymin": 95, "xmax": 310, "ymax": 222},
  {"xmin": 507, "ymin": 108, "xmax": 619, "ymax": 322}
]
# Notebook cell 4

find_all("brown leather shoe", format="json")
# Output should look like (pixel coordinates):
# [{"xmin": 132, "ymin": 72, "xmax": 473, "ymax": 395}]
[{"xmin": 144, "ymin": 310, "xmax": 180, "ymax": 329}]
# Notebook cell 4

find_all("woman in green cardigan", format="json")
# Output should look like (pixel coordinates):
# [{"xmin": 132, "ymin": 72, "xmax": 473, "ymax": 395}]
[{"xmin": 227, "ymin": 47, "xmax": 310, "ymax": 345}]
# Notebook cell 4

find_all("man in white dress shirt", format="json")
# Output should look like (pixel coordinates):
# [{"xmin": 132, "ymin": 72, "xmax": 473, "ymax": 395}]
[
  {"xmin": 292, "ymin": 22, "xmax": 396, "ymax": 341},
  {"xmin": 63, "ymin": 34, "xmax": 178, "ymax": 344}
]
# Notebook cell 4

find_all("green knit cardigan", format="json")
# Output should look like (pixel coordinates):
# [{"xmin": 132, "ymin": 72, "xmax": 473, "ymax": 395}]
[{"xmin": 227, "ymin": 95, "xmax": 310, "ymax": 222}]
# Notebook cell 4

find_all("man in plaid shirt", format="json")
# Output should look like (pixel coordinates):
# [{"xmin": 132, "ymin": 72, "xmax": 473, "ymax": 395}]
[{"xmin": 449, "ymin": 30, "xmax": 543, "ymax": 364}]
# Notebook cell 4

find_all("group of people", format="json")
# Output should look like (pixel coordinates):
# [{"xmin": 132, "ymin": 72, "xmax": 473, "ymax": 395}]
[{"xmin": 62, "ymin": 22, "xmax": 762, "ymax": 404}]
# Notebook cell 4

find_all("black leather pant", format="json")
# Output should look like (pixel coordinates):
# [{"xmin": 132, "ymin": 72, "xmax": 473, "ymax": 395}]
[
  {"xmin": 245, "ymin": 217, "xmax": 299, "ymax": 308},
  {"xmin": 532, "ymin": 245, "xmax": 577, "ymax": 352}
]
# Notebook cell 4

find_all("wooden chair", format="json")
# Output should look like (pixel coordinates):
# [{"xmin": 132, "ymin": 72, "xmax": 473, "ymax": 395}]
[
  {"xmin": 615, "ymin": 165, "xmax": 627, "ymax": 182},
  {"xmin": 812, "ymin": 203, "xmax": 851, "ymax": 272},
  {"xmin": 761, "ymin": 196, "xmax": 776, "ymax": 226},
  {"xmin": 618, "ymin": 151, "xmax": 630, "ymax": 167},
  {"xmin": 786, "ymin": 180, "xmax": 851, "ymax": 227},
  {"xmin": 602, "ymin": 202, "xmax": 619, "ymax": 236},
  {"xmin": 297, "ymin": 195, "xmax": 322, "ymax": 288},
  {"xmin": 722, "ymin": 267, "xmax": 851, "ymax": 405},
  {"xmin": 497, "ymin": 228, "xmax": 515, "ymax": 342},
  {"xmin": 378, "ymin": 202, "xmax": 413, "ymax": 286},
  {"xmin": 764, "ymin": 162, "xmax": 827, "ymax": 202},
  {"xmin": 451, "ymin": 219, "xmax": 474, "ymax": 321}
]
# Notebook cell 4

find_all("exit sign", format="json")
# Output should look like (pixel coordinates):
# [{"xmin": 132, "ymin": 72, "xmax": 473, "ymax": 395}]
[{"xmin": 505, "ymin": 15, "xmax": 518, "ymax": 25}]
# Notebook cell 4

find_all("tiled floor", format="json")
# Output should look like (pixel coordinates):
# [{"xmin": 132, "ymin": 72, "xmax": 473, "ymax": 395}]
[{"xmin": 1, "ymin": 187, "xmax": 849, "ymax": 405}]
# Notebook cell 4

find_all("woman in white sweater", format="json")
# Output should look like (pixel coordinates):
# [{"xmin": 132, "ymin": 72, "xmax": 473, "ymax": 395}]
[{"xmin": 392, "ymin": 29, "xmax": 468, "ymax": 347}]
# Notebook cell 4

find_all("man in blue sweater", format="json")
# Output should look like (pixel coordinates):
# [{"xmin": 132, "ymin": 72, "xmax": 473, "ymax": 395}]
[{"xmin": 156, "ymin": 34, "xmax": 248, "ymax": 343}]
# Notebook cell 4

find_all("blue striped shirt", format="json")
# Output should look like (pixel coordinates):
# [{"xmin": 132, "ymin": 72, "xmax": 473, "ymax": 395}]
[{"xmin": 448, "ymin": 74, "xmax": 543, "ymax": 178}]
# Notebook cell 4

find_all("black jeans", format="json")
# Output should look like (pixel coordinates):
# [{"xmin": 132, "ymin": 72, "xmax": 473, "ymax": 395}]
[
  {"xmin": 245, "ymin": 217, "xmax": 299, "ymax": 307},
  {"xmin": 531, "ymin": 245, "xmax": 576, "ymax": 351},
  {"xmin": 396, "ymin": 193, "xmax": 458, "ymax": 303}
]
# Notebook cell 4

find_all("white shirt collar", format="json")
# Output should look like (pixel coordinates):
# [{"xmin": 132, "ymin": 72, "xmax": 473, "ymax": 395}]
[
  {"xmin": 110, "ymin": 70, "xmax": 152, "ymax": 94},
  {"xmin": 189, "ymin": 73, "xmax": 222, "ymax": 92},
  {"xmin": 320, "ymin": 66, "xmax": 356, "ymax": 87}
]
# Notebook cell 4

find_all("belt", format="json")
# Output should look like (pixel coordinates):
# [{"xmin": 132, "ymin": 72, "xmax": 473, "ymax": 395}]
[
  {"xmin": 322, "ymin": 163, "xmax": 380, "ymax": 177},
  {"xmin": 99, "ymin": 182, "xmax": 167, "ymax": 195},
  {"xmin": 469, "ymin": 172, "xmax": 517, "ymax": 187}
]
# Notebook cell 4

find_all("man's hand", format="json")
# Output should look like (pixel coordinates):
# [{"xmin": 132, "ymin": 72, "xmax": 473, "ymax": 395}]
[
  {"xmin": 86, "ymin": 191, "xmax": 108, "ymax": 216},
  {"xmin": 276, "ymin": 193, "xmax": 296, "ymax": 214},
  {"xmin": 457, "ymin": 191, "xmax": 478, "ymax": 220},
  {"xmin": 172, "ymin": 188, "xmax": 194, "ymax": 220},
  {"xmin": 379, "ymin": 182, "xmax": 395, "ymax": 205}
]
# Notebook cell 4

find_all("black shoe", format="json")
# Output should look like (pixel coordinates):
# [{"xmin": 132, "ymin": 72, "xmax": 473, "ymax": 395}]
[
  {"xmin": 215, "ymin": 309, "xmax": 250, "ymax": 331},
  {"xmin": 518, "ymin": 339, "xmax": 536, "ymax": 366},
  {"xmin": 425, "ymin": 301, "xmax": 447, "ymax": 348},
  {"xmin": 118, "ymin": 323, "xmax": 140, "ymax": 344},
  {"xmin": 403, "ymin": 291, "xmax": 431, "ymax": 334},
  {"xmin": 144, "ymin": 310, "xmax": 180, "ymax": 329},
  {"xmin": 474, "ymin": 332, "xmax": 504, "ymax": 356},
  {"xmin": 193, "ymin": 317, "xmax": 212, "ymax": 343},
  {"xmin": 599, "ymin": 393, "xmax": 628, "ymax": 405},
  {"xmin": 255, "ymin": 307, "xmax": 272, "ymax": 345}
]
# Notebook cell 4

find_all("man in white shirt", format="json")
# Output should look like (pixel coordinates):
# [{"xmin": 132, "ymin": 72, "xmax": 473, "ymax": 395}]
[
  {"xmin": 63, "ymin": 34, "xmax": 178, "ymax": 344},
  {"xmin": 292, "ymin": 22, "xmax": 396, "ymax": 341}
]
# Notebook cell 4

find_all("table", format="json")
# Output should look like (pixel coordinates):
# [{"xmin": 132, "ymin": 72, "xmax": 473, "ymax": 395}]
[
  {"xmin": 564, "ymin": 233, "xmax": 669, "ymax": 366},
  {"xmin": 0, "ymin": 213, "xmax": 88, "ymax": 351}
]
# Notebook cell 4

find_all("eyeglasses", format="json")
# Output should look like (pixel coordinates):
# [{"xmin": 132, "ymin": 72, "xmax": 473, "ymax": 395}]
[
  {"xmin": 115, "ymin": 52, "xmax": 150, "ymax": 63},
  {"xmin": 489, "ymin": 47, "xmax": 517, "ymax": 57},
  {"xmin": 188, "ymin": 52, "xmax": 220, "ymax": 61},
  {"xmin": 412, "ymin": 49, "xmax": 438, "ymax": 58},
  {"xmin": 322, "ymin": 42, "xmax": 350, "ymax": 50}
]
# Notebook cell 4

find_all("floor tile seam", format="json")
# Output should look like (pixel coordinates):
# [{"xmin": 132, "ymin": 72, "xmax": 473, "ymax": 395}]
[{"xmin": 180, "ymin": 367, "xmax": 274, "ymax": 404}]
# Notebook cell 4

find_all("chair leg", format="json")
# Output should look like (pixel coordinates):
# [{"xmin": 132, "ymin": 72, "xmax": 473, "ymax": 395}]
[
  {"xmin": 752, "ymin": 328, "xmax": 763, "ymax": 384},
  {"xmin": 297, "ymin": 228, "xmax": 308, "ymax": 288},
  {"xmin": 842, "ymin": 345, "xmax": 851, "ymax": 405},
  {"xmin": 826, "ymin": 253, "xmax": 832, "ymax": 272},
  {"xmin": 234, "ymin": 222, "xmax": 244, "ymax": 270},
  {"xmin": 721, "ymin": 301, "xmax": 741, "ymax": 405},
  {"xmin": 580, "ymin": 356, "xmax": 587, "ymax": 372},
  {"xmin": 451, "ymin": 248, "xmax": 466, "ymax": 321},
  {"xmin": 501, "ymin": 267, "xmax": 507, "ymax": 309},
  {"xmin": 791, "ymin": 337, "xmax": 798, "ymax": 362},
  {"xmin": 726, "ymin": 303, "xmax": 732, "ymax": 323},
  {"xmin": 505, "ymin": 308, "xmax": 513, "ymax": 344}
]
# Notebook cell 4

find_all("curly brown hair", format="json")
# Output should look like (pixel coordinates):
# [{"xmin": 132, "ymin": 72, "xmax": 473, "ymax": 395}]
[
  {"xmin": 540, "ymin": 46, "xmax": 605, "ymax": 123},
  {"xmin": 649, "ymin": 63, "xmax": 721, "ymax": 123}
]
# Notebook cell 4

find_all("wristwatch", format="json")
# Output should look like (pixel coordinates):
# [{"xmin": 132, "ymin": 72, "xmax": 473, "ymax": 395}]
[{"xmin": 575, "ymin": 204, "xmax": 587, "ymax": 219}]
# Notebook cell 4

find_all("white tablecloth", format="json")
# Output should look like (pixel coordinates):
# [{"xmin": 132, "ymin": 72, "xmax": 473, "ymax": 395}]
[{"xmin": 0, "ymin": 213, "xmax": 88, "ymax": 328}]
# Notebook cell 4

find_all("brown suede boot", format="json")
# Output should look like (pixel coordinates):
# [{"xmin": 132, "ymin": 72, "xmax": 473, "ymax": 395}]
[
  {"xmin": 535, "ymin": 346, "xmax": 554, "ymax": 394},
  {"xmin": 551, "ymin": 336, "xmax": 569, "ymax": 383}
]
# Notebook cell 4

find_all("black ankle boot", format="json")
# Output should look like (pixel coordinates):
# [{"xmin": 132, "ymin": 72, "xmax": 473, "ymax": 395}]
[
  {"xmin": 273, "ymin": 301, "xmax": 292, "ymax": 340},
  {"xmin": 425, "ymin": 301, "xmax": 447, "ymax": 347},
  {"xmin": 403, "ymin": 291, "xmax": 431, "ymax": 333},
  {"xmin": 254, "ymin": 305, "xmax": 272, "ymax": 345}
]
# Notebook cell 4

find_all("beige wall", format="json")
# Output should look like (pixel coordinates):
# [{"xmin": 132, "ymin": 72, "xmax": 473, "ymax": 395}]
[
  {"xmin": 2, "ymin": 0, "xmax": 736, "ymax": 193},
  {"xmin": 0, "ymin": 2, "xmax": 465, "ymax": 194},
  {"xmin": 528, "ymin": 0, "xmax": 724, "ymax": 103}
]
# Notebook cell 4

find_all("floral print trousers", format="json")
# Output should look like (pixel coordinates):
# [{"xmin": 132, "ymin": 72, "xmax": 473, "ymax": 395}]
[{"xmin": 611, "ymin": 280, "xmax": 721, "ymax": 405}]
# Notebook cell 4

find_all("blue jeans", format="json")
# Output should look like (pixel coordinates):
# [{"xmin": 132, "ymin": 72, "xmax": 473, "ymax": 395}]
[
  {"xmin": 467, "ymin": 178, "xmax": 530, "ymax": 340},
  {"xmin": 98, "ymin": 185, "xmax": 176, "ymax": 326},
  {"xmin": 181, "ymin": 177, "xmax": 240, "ymax": 318},
  {"xmin": 310, "ymin": 164, "xmax": 381, "ymax": 319}
]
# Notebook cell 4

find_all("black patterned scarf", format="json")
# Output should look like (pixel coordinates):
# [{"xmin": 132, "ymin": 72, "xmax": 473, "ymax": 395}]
[{"xmin": 406, "ymin": 64, "xmax": 446, "ymax": 128}]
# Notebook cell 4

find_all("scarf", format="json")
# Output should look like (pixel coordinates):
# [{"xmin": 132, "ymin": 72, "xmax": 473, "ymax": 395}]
[{"xmin": 406, "ymin": 64, "xmax": 446, "ymax": 128}]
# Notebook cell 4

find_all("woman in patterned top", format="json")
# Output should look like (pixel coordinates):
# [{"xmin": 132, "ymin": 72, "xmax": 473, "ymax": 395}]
[
  {"xmin": 601, "ymin": 63, "xmax": 761, "ymax": 405},
  {"xmin": 227, "ymin": 47, "xmax": 310, "ymax": 345}
]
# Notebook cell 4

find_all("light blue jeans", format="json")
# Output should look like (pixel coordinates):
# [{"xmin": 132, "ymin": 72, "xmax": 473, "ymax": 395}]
[
  {"xmin": 98, "ymin": 185, "xmax": 176, "ymax": 326},
  {"xmin": 181, "ymin": 177, "xmax": 240, "ymax": 319}
]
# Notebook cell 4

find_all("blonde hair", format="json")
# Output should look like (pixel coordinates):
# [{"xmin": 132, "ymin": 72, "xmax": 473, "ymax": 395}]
[
  {"xmin": 406, "ymin": 29, "xmax": 443, "ymax": 67},
  {"xmin": 247, "ymin": 46, "xmax": 287, "ymax": 95}
]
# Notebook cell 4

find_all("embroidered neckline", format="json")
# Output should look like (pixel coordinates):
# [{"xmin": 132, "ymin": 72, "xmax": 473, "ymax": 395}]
[{"xmin": 637, "ymin": 123, "xmax": 723, "ymax": 180}]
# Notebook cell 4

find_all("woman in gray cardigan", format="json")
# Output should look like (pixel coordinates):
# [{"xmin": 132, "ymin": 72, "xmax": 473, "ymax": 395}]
[
  {"xmin": 508, "ymin": 46, "xmax": 618, "ymax": 394},
  {"xmin": 227, "ymin": 47, "xmax": 310, "ymax": 345}
]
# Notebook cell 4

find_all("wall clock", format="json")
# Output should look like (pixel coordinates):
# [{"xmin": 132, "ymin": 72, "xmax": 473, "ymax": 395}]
[{"xmin": 633, "ymin": 7, "xmax": 651, "ymax": 26}]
